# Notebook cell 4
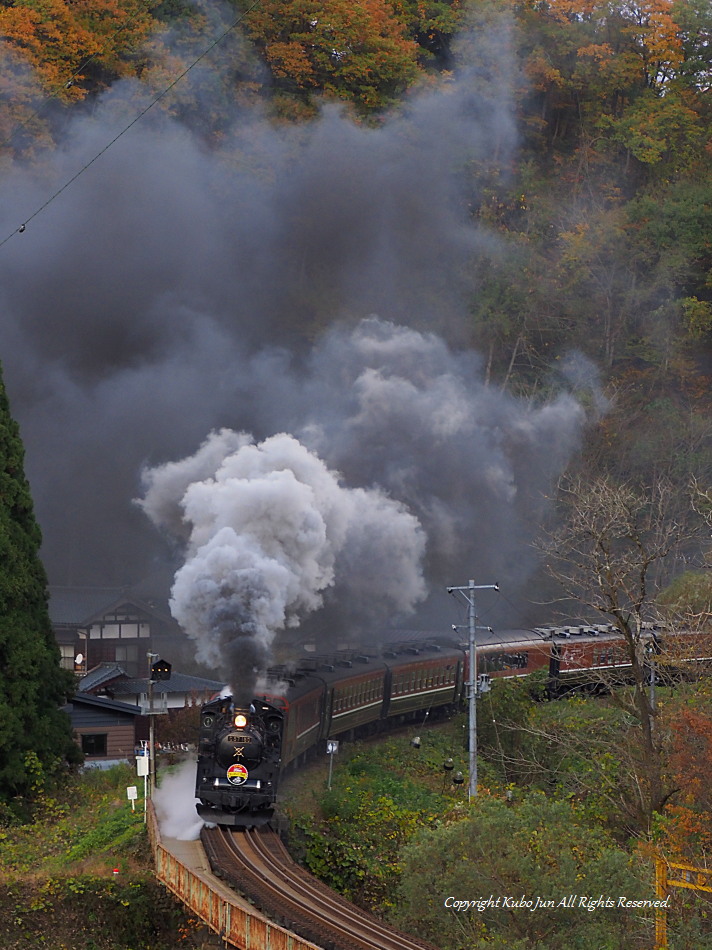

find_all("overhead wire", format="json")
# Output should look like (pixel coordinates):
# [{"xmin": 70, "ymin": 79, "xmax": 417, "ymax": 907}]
[{"xmin": 0, "ymin": 0, "xmax": 264, "ymax": 251}]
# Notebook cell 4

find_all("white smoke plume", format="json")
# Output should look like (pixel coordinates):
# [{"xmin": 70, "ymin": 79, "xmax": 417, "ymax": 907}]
[
  {"xmin": 152, "ymin": 759, "xmax": 203, "ymax": 840},
  {"xmin": 139, "ymin": 431, "xmax": 426, "ymax": 697}
]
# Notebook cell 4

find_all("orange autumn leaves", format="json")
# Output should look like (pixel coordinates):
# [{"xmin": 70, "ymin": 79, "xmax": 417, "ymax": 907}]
[
  {"xmin": 0, "ymin": 0, "xmax": 155, "ymax": 102},
  {"xmin": 244, "ymin": 0, "xmax": 420, "ymax": 109}
]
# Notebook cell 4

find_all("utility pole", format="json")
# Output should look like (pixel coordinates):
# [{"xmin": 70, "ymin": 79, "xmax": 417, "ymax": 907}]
[
  {"xmin": 146, "ymin": 653, "xmax": 171, "ymax": 797},
  {"xmin": 147, "ymin": 652, "xmax": 158, "ymax": 797},
  {"xmin": 447, "ymin": 579, "xmax": 499, "ymax": 800}
]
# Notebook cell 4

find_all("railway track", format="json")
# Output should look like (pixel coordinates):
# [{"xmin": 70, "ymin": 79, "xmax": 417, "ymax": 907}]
[{"xmin": 201, "ymin": 824, "xmax": 440, "ymax": 950}]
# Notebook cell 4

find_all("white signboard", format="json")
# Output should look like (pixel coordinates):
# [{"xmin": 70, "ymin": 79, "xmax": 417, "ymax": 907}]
[{"xmin": 326, "ymin": 740, "xmax": 339, "ymax": 754}]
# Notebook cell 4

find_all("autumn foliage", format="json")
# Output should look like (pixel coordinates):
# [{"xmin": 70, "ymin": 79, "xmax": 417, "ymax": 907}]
[
  {"xmin": 244, "ymin": 0, "xmax": 420, "ymax": 110},
  {"xmin": 0, "ymin": 0, "xmax": 155, "ymax": 102},
  {"xmin": 659, "ymin": 704, "xmax": 712, "ymax": 862}
]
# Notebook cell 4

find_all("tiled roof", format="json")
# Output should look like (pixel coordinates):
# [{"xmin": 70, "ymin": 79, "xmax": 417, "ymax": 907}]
[
  {"xmin": 110, "ymin": 672, "xmax": 225, "ymax": 695},
  {"xmin": 79, "ymin": 663, "xmax": 127, "ymax": 691},
  {"xmin": 64, "ymin": 691, "xmax": 144, "ymax": 716},
  {"xmin": 49, "ymin": 587, "xmax": 127, "ymax": 625},
  {"xmin": 48, "ymin": 586, "xmax": 174, "ymax": 626}
]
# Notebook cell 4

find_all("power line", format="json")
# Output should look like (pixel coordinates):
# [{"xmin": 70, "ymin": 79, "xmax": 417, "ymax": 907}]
[{"xmin": 0, "ymin": 0, "xmax": 264, "ymax": 251}]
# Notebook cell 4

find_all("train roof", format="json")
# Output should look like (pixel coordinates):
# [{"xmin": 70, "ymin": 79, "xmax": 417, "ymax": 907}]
[
  {"xmin": 253, "ymin": 638, "xmax": 464, "ymax": 703},
  {"xmin": 471, "ymin": 623, "xmax": 667, "ymax": 652}
]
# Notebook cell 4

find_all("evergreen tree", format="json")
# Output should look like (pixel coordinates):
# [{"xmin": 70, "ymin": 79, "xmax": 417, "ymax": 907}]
[{"xmin": 0, "ymin": 362, "xmax": 79, "ymax": 813}]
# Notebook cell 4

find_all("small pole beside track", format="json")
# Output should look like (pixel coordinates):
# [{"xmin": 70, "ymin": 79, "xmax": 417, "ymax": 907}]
[{"xmin": 447, "ymin": 579, "xmax": 499, "ymax": 800}]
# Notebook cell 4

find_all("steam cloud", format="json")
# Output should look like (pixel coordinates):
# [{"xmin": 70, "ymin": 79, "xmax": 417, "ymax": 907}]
[
  {"xmin": 139, "ymin": 429, "xmax": 426, "ymax": 698},
  {"xmin": 152, "ymin": 758, "xmax": 203, "ymax": 840},
  {"xmin": 0, "ymin": 8, "xmax": 593, "ymax": 669},
  {"xmin": 135, "ymin": 316, "xmax": 588, "ymax": 688}
]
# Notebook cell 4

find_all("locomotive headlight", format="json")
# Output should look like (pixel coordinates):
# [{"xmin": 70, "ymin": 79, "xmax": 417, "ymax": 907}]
[{"xmin": 234, "ymin": 713, "xmax": 248, "ymax": 728}]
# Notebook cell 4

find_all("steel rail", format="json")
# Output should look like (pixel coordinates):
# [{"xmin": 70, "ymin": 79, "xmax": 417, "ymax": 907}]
[{"xmin": 202, "ymin": 825, "xmax": 439, "ymax": 950}]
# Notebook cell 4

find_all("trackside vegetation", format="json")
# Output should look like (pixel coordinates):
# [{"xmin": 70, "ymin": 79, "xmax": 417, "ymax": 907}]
[
  {"xmin": 0, "ymin": 764, "xmax": 218, "ymax": 950},
  {"xmin": 0, "ymin": 363, "xmax": 80, "ymax": 820},
  {"xmin": 280, "ymin": 685, "xmax": 712, "ymax": 949}
]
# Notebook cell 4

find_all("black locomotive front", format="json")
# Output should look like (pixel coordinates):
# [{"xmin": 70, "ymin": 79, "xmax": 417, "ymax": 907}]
[{"xmin": 195, "ymin": 697, "xmax": 284, "ymax": 827}]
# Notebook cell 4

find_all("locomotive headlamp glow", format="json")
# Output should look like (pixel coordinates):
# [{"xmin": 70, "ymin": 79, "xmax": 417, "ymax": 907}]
[{"xmin": 234, "ymin": 713, "xmax": 248, "ymax": 728}]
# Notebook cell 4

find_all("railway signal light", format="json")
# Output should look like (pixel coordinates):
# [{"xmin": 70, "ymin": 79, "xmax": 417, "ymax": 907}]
[{"xmin": 150, "ymin": 658, "xmax": 171, "ymax": 681}]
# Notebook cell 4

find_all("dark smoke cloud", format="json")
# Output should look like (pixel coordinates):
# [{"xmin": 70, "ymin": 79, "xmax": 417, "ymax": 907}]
[{"xmin": 0, "ymin": 13, "xmax": 592, "ymax": 673}]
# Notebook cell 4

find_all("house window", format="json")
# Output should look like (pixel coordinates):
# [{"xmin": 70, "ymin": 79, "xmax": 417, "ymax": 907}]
[
  {"xmin": 115, "ymin": 645, "xmax": 138, "ymax": 663},
  {"xmin": 59, "ymin": 645, "xmax": 75, "ymax": 670},
  {"xmin": 81, "ymin": 734, "xmax": 108, "ymax": 756}
]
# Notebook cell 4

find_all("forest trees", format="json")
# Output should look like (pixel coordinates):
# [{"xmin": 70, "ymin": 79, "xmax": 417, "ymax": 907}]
[
  {"xmin": 243, "ymin": 0, "xmax": 421, "ymax": 111},
  {"xmin": 391, "ymin": 795, "xmax": 648, "ymax": 950},
  {"xmin": 0, "ymin": 363, "xmax": 79, "ymax": 817},
  {"xmin": 0, "ymin": 0, "xmax": 155, "ymax": 101},
  {"xmin": 538, "ymin": 473, "xmax": 708, "ymax": 833}
]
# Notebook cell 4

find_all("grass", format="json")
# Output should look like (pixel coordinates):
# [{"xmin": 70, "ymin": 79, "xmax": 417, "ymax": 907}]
[
  {"xmin": 0, "ymin": 764, "xmax": 221, "ymax": 949},
  {"xmin": 0, "ymin": 765, "xmax": 148, "ymax": 881}
]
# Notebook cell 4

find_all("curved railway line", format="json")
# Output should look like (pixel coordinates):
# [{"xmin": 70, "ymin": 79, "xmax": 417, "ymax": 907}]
[{"xmin": 201, "ymin": 824, "xmax": 439, "ymax": 950}]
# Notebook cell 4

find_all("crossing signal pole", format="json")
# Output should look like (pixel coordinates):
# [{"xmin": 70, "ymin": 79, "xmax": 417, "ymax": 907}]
[
  {"xmin": 447, "ymin": 579, "xmax": 499, "ymax": 800},
  {"xmin": 147, "ymin": 654, "xmax": 171, "ymax": 796}
]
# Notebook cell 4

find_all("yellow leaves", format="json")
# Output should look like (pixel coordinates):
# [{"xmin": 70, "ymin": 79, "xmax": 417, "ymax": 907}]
[
  {"xmin": 244, "ymin": 0, "xmax": 419, "ymax": 110},
  {"xmin": 577, "ymin": 42, "xmax": 614, "ymax": 62},
  {"xmin": 525, "ymin": 0, "xmax": 685, "ymax": 97},
  {"xmin": 548, "ymin": 0, "xmax": 598, "ymax": 20},
  {"xmin": 265, "ymin": 42, "xmax": 316, "ymax": 86},
  {"xmin": 0, "ymin": 0, "xmax": 155, "ymax": 101}
]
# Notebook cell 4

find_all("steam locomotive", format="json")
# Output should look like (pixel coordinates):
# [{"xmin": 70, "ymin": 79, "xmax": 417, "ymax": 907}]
[
  {"xmin": 196, "ymin": 697, "xmax": 284, "ymax": 826},
  {"xmin": 195, "ymin": 624, "xmax": 711, "ymax": 826}
]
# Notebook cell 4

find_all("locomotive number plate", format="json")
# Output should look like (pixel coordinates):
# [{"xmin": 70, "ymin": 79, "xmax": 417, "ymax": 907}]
[{"xmin": 226, "ymin": 734, "xmax": 252, "ymax": 743}]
